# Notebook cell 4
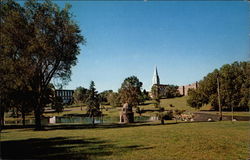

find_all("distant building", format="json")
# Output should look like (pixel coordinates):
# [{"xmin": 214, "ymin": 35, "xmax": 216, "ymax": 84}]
[
  {"xmin": 177, "ymin": 82, "xmax": 198, "ymax": 96},
  {"xmin": 55, "ymin": 89, "xmax": 74, "ymax": 104},
  {"xmin": 150, "ymin": 66, "xmax": 198, "ymax": 97},
  {"xmin": 152, "ymin": 66, "xmax": 160, "ymax": 85},
  {"xmin": 150, "ymin": 67, "xmax": 168, "ymax": 98}
]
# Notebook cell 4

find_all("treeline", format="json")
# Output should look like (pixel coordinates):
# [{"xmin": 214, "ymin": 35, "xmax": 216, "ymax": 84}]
[
  {"xmin": 73, "ymin": 76, "xmax": 151, "ymax": 108},
  {"xmin": 187, "ymin": 61, "xmax": 250, "ymax": 111},
  {"xmin": 151, "ymin": 84, "xmax": 180, "ymax": 99}
]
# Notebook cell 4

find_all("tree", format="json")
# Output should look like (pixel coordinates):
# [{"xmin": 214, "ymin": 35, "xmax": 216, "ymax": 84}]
[
  {"xmin": 99, "ymin": 90, "xmax": 113, "ymax": 105},
  {"xmin": 0, "ymin": 0, "xmax": 34, "ymax": 129},
  {"xmin": 151, "ymin": 85, "xmax": 160, "ymax": 108},
  {"xmin": 1, "ymin": 0, "xmax": 85, "ymax": 130},
  {"xmin": 107, "ymin": 92, "xmax": 121, "ymax": 108},
  {"xmin": 12, "ymin": 87, "xmax": 34, "ymax": 126},
  {"xmin": 73, "ymin": 86, "xmax": 88, "ymax": 110},
  {"xmin": 119, "ymin": 76, "xmax": 143, "ymax": 107},
  {"xmin": 135, "ymin": 107, "xmax": 143, "ymax": 116},
  {"xmin": 85, "ymin": 81, "xmax": 101, "ymax": 126},
  {"xmin": 151, "ymin": 84, "xmax": 180, "ymax": 99},
  {"xmin": 52, "ymin": 96, "xmax": 64, "ymax": 114},
  {"xmin": 138, "ymin": 89, "xmax": 150, "ymax": 104},
  {"xmin": 164, "ymin": 85, "xmax": 181, "ymax": 98},
  {"xmin": 187, "ymin": 61, "xmax": 250, "ymax": 111},
  {"xmin": 187, "ymin": 89, "xmax": 204, "ymax": 109},
  {"xmin": 157, "ymin": 107, "xmax": 167, "ymax": 124}
]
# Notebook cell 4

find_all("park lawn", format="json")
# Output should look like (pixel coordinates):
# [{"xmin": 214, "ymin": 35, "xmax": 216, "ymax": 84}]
[
  {"xmin": 1, "ymin": 121, "xmax": 249, "ymax": 160},
  {"xmin": 138, "ymin": 96, "xmax": 210, "ymax": 112}
]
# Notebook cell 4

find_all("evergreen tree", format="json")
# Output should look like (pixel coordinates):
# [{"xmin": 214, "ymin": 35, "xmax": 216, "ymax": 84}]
[{"xmin": 85, "ymin": 81, "xmax": 101, "ymax": 126}]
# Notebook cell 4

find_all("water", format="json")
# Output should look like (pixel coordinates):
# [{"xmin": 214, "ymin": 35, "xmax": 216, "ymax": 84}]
[
  {"xmin": 4, "ymin": 118, "xmax": 49, "ymax": 125},
  {"xmin": 4, "ymin": 116, "xmax": 156, "ymax": 125}
]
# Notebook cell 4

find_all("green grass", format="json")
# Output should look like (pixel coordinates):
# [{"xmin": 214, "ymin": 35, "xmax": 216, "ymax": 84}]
[
  {"xmin": 1, "ymin": 121, "xmax": 249, "ymax": 160},
  {"xmin": 138, "ymin": 96, "xmax": 209, "ymax": 111}
]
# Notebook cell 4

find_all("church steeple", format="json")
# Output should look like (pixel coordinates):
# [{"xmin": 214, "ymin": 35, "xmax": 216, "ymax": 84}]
[{"xmin": 152, "ymin": 66, "xmax": 160, "ymax": 85}]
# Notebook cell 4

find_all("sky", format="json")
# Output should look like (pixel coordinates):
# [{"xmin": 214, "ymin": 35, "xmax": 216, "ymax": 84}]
[{"xmin": 52, "ymin": 1, "xmax": 249, "ymax": 92}]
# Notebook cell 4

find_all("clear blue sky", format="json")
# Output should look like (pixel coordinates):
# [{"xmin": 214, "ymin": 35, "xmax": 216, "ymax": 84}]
[{"xmin": 53, "ymin": 1, "xmax": 249, "ymax": 92}]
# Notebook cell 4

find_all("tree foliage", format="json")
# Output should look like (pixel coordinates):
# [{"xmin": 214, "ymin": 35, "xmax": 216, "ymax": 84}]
[
  {"xmin": 52, "ymin": 96, "xmax": 64, "ymax": 114},
  {"xmin": 151, "ymin": 85, "xmax": 160, "ymax": 108},
  {"xmin": 85, "ymin": 81, "xmax": 101, "ymax": 126},
  {"xmin": 187, "ymin": 61, "xmax": 250, "ymax": 111},
  {"xmin": 119, "ymin": 76, "xmax": 143, "ymax": 107},
  {"xmin": 107, "ymin": 92, "xmax": 121, "ymax": 108},
  {"xmin": 0, "ymin": 0, "xmax": 84, "ymax": 130},
  {"xmin": 99, "ymin": 90, "xmax": 113, "ymax": 104},
  {"xmin": 151, "ymin": 84, "xmax": 180, "ymax": 99},
  {"xmin": 73, "ymin": 87, "xmax": 88, "ymax": 104},
  {"xmin": 163, "ymin": 85, "xmax": 181, "ymax": 98},
  {"xmin": 138, "ymin": 89, "xmax": 150, "ymax": 104}
]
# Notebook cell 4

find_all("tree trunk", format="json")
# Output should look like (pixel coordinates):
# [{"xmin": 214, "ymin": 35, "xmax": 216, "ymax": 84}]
[
  {"xmin": 161, "ymin": 119, "xmax": 164, "ymax": 125},
  {"xmin": 34, "ymin": 102, "xmax": 42, "ymax": 130},
  {"xmin": 92, "ymin": 115, "xmax": 95, "ymax": 126},
  {"xmin": 231, "ymin": 105, "xmax": 234, "ymax": 122},
  {"xmin": 34, "ymin": 109, "xmax": 41, "ymax": 130},
  {"xmin": 22, "ymin": 109, "xmax": 26, "ymax": 126},
  {"xmin": 16, "ymin": 108, "xmax": 19, "ymax": 118},
  {"xmin": 0, "ymin": 108, "xmax": 5, "ymax": 131}
]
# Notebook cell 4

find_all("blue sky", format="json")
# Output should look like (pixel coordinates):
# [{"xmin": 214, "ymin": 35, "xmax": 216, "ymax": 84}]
[{"xmin": 53, "ymin": 1, "xmax": 249, "ymax": 92}]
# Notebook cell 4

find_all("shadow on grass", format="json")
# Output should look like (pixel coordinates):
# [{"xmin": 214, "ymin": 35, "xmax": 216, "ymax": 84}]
[
  {"xmin": 1, "ymin": 137, "xmax": 114, "ymax": 159},
  {"xmin": 139, "ymin": 102, "xmax": 152, "ymax": 106},
  {"xmin": 2, "ymin": 121, "xmax": 179, "ymax": 131},
  {"xmin": 4, "ymin": 120, "xmax": 222, "ymax": 131},
  {"xmin": 42, "ymin": 121, "xmax": 180, "ymax": 131},
  {"xmin": 1, "ymin": 136, "xmax": 155, "ymax": 159}
]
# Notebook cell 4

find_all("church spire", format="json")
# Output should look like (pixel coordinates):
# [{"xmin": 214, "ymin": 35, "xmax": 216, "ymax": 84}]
[{"xmin": 152, "ymin": 66, "xmax": 160, "ymax": 85}]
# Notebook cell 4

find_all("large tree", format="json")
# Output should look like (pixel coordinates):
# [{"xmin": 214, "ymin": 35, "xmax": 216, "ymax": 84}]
[
  {"xmin": 1, "ymin": 0, "xmax": 85, "ymax": 130},
  {"xmin": 0, "ymin": 0, "xmax": 34, "ymax": 129},
  {"xmin": 119, "ymin": 76, "xmax": 143, "ymax": 107}
]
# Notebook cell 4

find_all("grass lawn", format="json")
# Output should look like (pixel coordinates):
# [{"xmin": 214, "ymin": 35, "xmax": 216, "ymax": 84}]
[{"xmin": 1, "ymin": 121, "xmax": 249, "ymax": 160}]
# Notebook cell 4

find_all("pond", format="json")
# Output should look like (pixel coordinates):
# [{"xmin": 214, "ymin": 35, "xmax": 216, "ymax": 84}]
[{"xmin": 4, "ymin": 115, "xmax": 158, "ymax": 125}]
